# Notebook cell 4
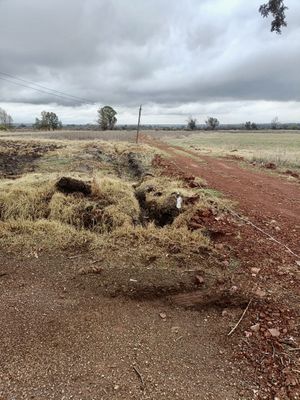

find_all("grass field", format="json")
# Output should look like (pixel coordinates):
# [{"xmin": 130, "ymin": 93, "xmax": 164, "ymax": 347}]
[
  {"xmin": 2, "ymin": 129, "xmax": 300, "ymax": 170},
  {"xmin": 160, "ymin": 130, "xmax": 300, "ymax": 171},
  {"xmin": 0, "ymin": 129, "xmax": 137, "ymax": 142}
]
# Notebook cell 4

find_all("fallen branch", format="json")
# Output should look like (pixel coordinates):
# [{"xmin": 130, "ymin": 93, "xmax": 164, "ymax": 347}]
[{"xmin": 228, "ymin": 299, "xmax": 252, "ymax": 336}]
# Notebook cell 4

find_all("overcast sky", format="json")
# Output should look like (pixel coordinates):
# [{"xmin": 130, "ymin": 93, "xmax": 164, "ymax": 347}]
[{"xmin": 0, "ymin": 0, "xmax": 299, "ymax": 125}]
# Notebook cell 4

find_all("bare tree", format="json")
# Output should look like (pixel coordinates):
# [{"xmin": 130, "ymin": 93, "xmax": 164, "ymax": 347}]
[
  {"xmin": 0, "ymin": 107, "xmax": 13, "ymax": 129},
  {"xmin": 271, "ymin": 116, "xmax": 280, "ymax": 129},
  {"xmin": 259, "ymin": 0, "xmax": 288, "ymax": 34}
]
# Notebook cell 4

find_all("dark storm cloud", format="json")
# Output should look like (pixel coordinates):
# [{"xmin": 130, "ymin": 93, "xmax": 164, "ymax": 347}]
[{"xmin": 0, "ymin": 0, "xmax": 300, "ymax": 109}]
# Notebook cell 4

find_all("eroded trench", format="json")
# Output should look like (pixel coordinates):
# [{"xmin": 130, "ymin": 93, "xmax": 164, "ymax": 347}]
[{"xmin": 0, "ymin": 143, "xmax": 252, "ymax": 309}]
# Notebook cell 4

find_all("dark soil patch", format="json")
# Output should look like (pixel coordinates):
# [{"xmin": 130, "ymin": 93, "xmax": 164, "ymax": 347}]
[
  {"xmin": 285, "ymin": 169, "xmax": 300, "ymax": 179},
  {"xmin": 135, "ymin": 186, "xmax": 180, "ymax": 227},
  {"xmin": 85, "ymin": 146, "xmax": 150, "ymax": 180},
  {"xmin": 0, "ymin": 140, "xmax": 61, "ymax": 178},
  {"xmin": 56, "ymin": 177, "xmax": 92, "ymax": 196},
  {"xmin": 126, "ymin": 151, "xmax": 146, "ymax": 178}
]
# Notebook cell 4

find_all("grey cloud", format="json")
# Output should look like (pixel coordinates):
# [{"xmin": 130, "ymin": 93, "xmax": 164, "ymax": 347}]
[{"xmin": 0, "ymin": 0, "xmax": 300, "ymax": 116}]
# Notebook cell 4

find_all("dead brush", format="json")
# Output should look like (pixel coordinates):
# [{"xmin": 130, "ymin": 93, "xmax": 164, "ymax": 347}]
[
  {"xmin": 0, "ymin": 180, "xmax": 54, "ymax": 221},
  {"xmin": 0, "ymin": 173, "xmax": 141, "ymax": 233},
  {"xmin": 90, "ymin": 176, "xmax": 140, "ymax": 231},
  {"xmin": 48, "ymin": 176, "xmax": 140, "ymax": 233},
  {"xmin": 0, "ymin": 219, "xmax": 98, "ymax": 252},
  {"xmin": 109, "ymin": 223, "xmax": 209, "ymax": 251}
]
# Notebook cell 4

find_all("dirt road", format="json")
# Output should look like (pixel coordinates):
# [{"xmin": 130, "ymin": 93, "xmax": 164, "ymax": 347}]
[
  {"xmin": 0, "ymin": 254, "xmax": 251, "ymax": 400},
  {"xmin": 144, "ymin": 136, "xmax": 300, "ymax": 258}
]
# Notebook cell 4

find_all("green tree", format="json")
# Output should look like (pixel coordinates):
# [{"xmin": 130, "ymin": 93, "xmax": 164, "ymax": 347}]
[
  {"xmin": 187, "ymin": 117, "xmax": 197, "ymax": 130},
  {"xmin": 245, "ymin": 121, "xmax": 258, "ymax": 130},
  {"xmin": 245, "ymin": 121, "xmax": 252, "ymax": 130},
  {"xmin": 205, "ymin": 117, "xmax": 220, "ymax": 130},
  {"xmin": 259, "ymin": 0, "xmax": 288, "ymax": 34},
  {"xmin": 34, "ymin": 111, "xmax": 62, "ymax": 130},
  {"xmin": 97, "ymin": 106, "xmax": 117, "ymax": 130}
]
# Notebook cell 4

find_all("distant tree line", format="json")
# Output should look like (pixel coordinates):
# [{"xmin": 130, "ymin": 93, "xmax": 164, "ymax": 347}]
[
  {"xmin": 245, "ymin": 121, "xmax": 258, "ymax": 130},
  {"xmin": 187, "ymin": 116, "xmax": 220, "ymax": 131},
  {"xmin": 185, "ymin": 115, "xmax": 300, "ymax": 131},
  {"xmin": 3, "ymin": 105, "xmax": 299, "ymax": 132}
]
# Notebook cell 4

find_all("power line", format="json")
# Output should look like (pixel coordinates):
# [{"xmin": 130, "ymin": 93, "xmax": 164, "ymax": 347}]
[
  {"xmin": 0, "ymin": 73, "xmax": 95, "ymax": 104},
  {"xmin": 0, "ymin": 71, "xmax": 93, "ymax": 104}
]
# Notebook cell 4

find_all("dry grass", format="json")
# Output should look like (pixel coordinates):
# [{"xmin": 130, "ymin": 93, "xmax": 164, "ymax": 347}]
[
  {"xmin": 1, "ymin": 130, "xmax": 137, "ymax": 142},
  {"xmin": 0, "ymin": 174, "xmax": 140, "ymax": 233},
  {"xmin": 0, "ymin": 135, "xmax": 230, "ymax": 296},
  {"xmin": 0, "ymin": 176, "xmax": 54, "ymax": 221},
  {"xmin": 91, "ymin": 176, "xmax": 140, "ymax": 229},
  {"xmin": 0, "ymin": 219, "xmax": 97, "ymax": 252},
  {"xmin": 0, "ymin": 172, "xmax": 212, "ymax": 260},
  {"xmin": 162, "ymin": 130, "xmax": 300, "ymax": 171}
]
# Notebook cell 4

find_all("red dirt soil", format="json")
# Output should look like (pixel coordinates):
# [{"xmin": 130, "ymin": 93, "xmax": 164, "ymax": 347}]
[
  {"xmin": 143, "ymin": 135, "xmax": 300, "ymax": 399},
  {"xmin": 143, "ymin": 135, "xmax": 300, "ymax": 259}
]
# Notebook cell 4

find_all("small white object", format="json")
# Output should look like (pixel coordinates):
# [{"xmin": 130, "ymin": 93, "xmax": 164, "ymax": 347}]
[{"xmin": 176, "ymin": 195, "xmax": 183, "ymax": 209}]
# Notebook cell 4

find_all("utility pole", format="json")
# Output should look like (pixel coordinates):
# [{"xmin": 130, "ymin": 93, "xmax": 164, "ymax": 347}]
[{"xmin": 136, "ymin": 105, "xmax": 142, "ymax": 144}]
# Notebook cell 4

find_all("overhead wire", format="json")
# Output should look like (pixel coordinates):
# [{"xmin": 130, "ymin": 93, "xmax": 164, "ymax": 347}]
[{"xmin": 0, "ymin": 72, "xmax": 95, "ymax": 105}]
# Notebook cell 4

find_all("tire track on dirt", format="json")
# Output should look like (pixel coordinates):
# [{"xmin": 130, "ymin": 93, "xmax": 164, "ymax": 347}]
[{"xmin": 144, "ymin": 136, "xmax": 300, "ymax": 257}]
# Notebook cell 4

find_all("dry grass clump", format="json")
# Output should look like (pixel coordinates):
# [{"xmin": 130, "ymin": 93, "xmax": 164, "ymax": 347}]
[
  {"xmin": 0, "ymin": 178, "xmax": 54, "ymax": 221},
  {"xmin": 0, "ymin": 219, "xmax": 98, "ymax": 252},
  {"xmin": 91, "ymin": 176, "xmax": 140, "ymax": 231},
  {"xmin": 49, "ymin": 176, "xmax": 140, "ymax": 232},
  {"xmin": 0, "ymin": 173, "xmax": 140, "ymax": 234},
  {"xmin": 109, "ymin": 223, "xmax": 209, "ymax": 253},
  {"xmin": 49, "ymin": 192, "xmax": 97, "ymax": 229}
]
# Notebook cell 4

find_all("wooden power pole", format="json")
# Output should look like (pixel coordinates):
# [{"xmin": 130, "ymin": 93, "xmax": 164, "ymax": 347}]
[{"xmin": 136, "ymin": 105, "xmax": 142, "ymax": 144}]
